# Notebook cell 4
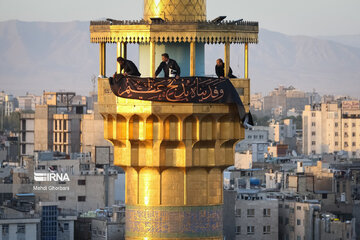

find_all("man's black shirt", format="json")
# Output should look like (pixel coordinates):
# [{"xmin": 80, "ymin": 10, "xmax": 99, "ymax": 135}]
[
  {"xmin": 215, "ymin": 64, "xmax": 236, "ymax": 78},
  {"xmin": 121, "ymin": 60, "xmax": 141, "ymax": 76},
  {"xmin": 155, "ymin": 59, "xmax": 181, "ymax": 77}
]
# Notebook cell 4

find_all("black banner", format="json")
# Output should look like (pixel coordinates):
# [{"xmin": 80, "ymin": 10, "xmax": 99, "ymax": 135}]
[{"xmin": 108, "ymin": 74, "xmax": 253, "ymax": 126}]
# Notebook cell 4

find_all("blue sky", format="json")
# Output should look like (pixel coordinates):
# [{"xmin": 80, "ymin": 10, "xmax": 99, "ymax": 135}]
[{"xmin": 0, "ymin": 0, "xmax": 359, "ymax": 36}]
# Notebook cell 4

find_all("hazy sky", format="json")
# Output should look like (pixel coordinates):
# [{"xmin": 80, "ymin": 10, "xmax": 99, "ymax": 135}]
[{"xmin": 0, "ymin": 0, "xmax": 359, "ymax": 36}]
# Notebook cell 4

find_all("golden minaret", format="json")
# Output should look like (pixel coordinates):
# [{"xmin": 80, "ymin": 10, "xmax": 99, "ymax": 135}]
[{"xmin": 90, "ymin": 0, "xmax": 258, "ymax": 239}]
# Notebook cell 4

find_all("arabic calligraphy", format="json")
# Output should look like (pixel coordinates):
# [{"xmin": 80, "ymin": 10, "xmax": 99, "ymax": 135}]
[
  {"xmin": 108, "ymin": 74, "xmax": 250, "ymax": 124},
  {"xmin": 110, "ymin": 75, "xmax": 229, "ymax": 103}
]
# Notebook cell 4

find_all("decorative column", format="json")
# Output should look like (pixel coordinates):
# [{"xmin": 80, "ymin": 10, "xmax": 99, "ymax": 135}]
[
  {"xmin": 190, "ymin": 41, "xmax": 196, "ymax": 76},
  {"xmin": 99, "ymin": 43, "xmax": 106, "ymax": 77},
  {"xmin": 224, "ymin": 42, "xmax": 230, "ymax": 77},
  {"xmin": 244, "ymin": 42, "xmax": 249, "ymax": 79},
  {"xmin": 117, "ymin": 42, "xmax": 121, "ymax": 73},
  {"xmin": 150, "ymin": 41, "xmax": 156, "ymax": 78}
]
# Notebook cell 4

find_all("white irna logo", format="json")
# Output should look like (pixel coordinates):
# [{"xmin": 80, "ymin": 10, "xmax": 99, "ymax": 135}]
[{"xmin": 34, "ymin": 172, "xmax": 70, "ymax": 182}]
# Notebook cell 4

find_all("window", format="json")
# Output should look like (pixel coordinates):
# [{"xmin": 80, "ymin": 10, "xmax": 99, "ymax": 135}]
[
  {"xmin": 58, "ymin": 196, "xmax": 66, "ymax": 201},
  {"xmin": 311, "ymin": 132, "xmax": 316, "ymax": 136},
  {"xmin": 247, "ymin": 226, "xmax": 255, "ymax": 235},
  {"xmin": 263, "ymin": 225, "xmax": 271, "ymax": 234},
  {"xmin": 285, "ymin": 218, "xmax": 289, "ymax": 225},
  {"xmin": 236, "ymin": 209, "xmax": 241, "ymax": 216},
  {"xmin": 353, "ymin": 132, "xmax": 356, "ymax": 137},
  {"xmin": 312, "ymin": 141, "xmax": 316, "ymax": 146},
  {"xmin": 55, "ymin": 120, "xmax": 58, "ymax": 130},
  {"xmin": 335, "ymin": 142, "xmax": 339, "ymax": 146},
  {"xmin": 22, "ymin": 144, "xmax": 26, "ymax": 154},
  {"xmin": 345, "ymin": 132, "xmax": 349, "ymax": 138},
  {"xmin": 78, "ymin": 180, "xmax": 86, "ymax": 185},
  {"xmin": 247, "ymin": 209, "xmax": 255, "ymax": 217},
  {"xmin": 17, "ymin": 224, "xmax": 25, "ymax": 233},
  {"xmin": 335, "ymin": 132, "xmax": 338, "ymax": 137},
  {"xmin": 344, "ymin": 142, "xmax": 349, "ymax": 147},
  {"xmin": 248, "ymin": 135, "xmax": 252, "ymax": 139},
  {"xmin": 312, "ymin": 150, "xmax": 316, "ymax": 154},
  {"xmin": 64, "ymin": 120, "xmax": 67, "ymax": 131},
  {"xmin": 312, "ymin": 113, "xmax": 316, "ymax": 117},
  {"xmin": 64, "ymin": 223, "xmax": 69, "ymax": 231},
  {"xmin": 322, "ymin": 193, "xmax": 328, "ymax": 199},
  {"xmin": 352, "ymin": 142, "xmax": 356, "ymax": 147},
  {"xmin": 344, "ymin": 123, "xmax": 348, "ymax": 128},
  {"xmin": 263, "ymin": 208, "xmax": 271, "ymax": 217},
  {"xmin": 78, "ymin": 196, "xmax": 86, "ymax": 202},
  {"xmin": 297, "ymin": 206, "xmax": 301, "ymax": 210},
  {"xmin": 297, "ymin": 219, "xmax": 301, "ymax": 225},
  {"xmin": 297, "ymin": 236, "xmax": 301, "ymax": 240},
  {"xmin": 22, "ymin": 132, "xmax": 26, "ymax": 142},
  {"xmin": 59, "ymin": 120, "xmax": 62, "ymax": 130},
  {"xmin": 290, "ymin": 208, "xmax": 295, "ymax": 213},
  {"xmin": 279, "ymin": 204, "xmax": 283, "ymax": 208},
  {"xmin": 352, "ymin": 123, "xmax": 356, "ymax": 127},
  {"xmin": 64, "ymin": 133, "xmax": 67, "ymax": 143},
  {"xmin": 279, "ymin": 216, "xmax": 283, "ymax": 224},
  {"xmin": 236, "ymin": 226, "xmax": 241, "ymax": 235},
  {"xmin": 335, "ymin": 123, "xmax": 338, "ymax": 127},
  {"xmin": 2, "ymin": 224, "xmax": 9, "ymax": 234},
  {"xmin": 254, "ymin": 135, "xmax": 258, "ymax": 139},
  {"xmin": 311, "ymin": 122, "xmax": 316, "ymax": 127},
  {"xmin": 285, "ymin": 204, "xmax": 289, "ymax": 209}
]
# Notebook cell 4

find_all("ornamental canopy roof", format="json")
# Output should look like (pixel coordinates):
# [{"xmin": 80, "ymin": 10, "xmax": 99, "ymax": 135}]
[{"xmin": 90, "ymin": 20, "xmax": 258, "ymax": 44}]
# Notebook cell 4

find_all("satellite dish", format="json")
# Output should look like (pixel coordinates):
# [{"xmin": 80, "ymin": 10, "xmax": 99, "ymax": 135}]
[{"xmin": 292, "ymin": 150, "xmax": 298, "ymax": 157}]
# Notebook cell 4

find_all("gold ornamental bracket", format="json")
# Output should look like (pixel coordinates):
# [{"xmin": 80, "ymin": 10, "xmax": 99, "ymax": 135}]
[{"xmin": 90, "ymin": 20, "xmax": 259, "ymax": 44}]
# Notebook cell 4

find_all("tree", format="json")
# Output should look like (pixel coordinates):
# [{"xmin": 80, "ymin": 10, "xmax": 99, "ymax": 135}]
[{"xmin": 4, "ymin": 112, "xmax": 20, "ymax": 131}]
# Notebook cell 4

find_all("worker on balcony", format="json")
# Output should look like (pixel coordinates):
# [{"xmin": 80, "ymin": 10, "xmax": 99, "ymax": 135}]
[
  {"xmin": 155, "ymin": 53, "xmax": 181, "ymax": 79},
  {"xmin": 215, "ymin": 58, "xmax": 236, "ymax": 78},
  {"xmin": 117, "ymin": 57, "xmax": 141, "ymax": 77}
]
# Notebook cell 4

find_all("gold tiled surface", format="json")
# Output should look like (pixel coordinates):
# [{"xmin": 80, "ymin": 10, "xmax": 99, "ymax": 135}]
[
  {"xmin": 143, "ymin": 0, "xmax": 206, "ymax": 22},
  {"xmin": 98, "ymin": 77, "xmax": 249, "ymax": 239}
]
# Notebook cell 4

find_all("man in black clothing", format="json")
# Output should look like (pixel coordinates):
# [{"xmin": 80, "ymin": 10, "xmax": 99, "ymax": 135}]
[
  {"xmin": 155, "ymin": 53, "xmax": 181, "ymax": 79},
  {"xmin": 117, "ymin": 57, "xmax": 141, "ymax": 76},
  {"xmin": 215, "ymin": 58, "xmax": 236, "ymax": 78}
]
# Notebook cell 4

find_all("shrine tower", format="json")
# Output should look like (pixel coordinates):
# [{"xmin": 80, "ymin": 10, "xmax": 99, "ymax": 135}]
[{"xmin": 90, "ymin": 0, "xmax": 258, "ymax": 239}]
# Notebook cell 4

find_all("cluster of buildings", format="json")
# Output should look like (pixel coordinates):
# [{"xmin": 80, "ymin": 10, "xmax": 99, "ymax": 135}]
[
  {"xmin": 223, "ymin": 159, "xmax": 359, "ymax": 240},
  {"xmin": 250, "ymin": 86, "xmax": 321, "ymax": 119},
  {"xmin": 0, "ymin": 90, "xmax": 127, "ymax": 239},
  {"xmin": 229, "ymin": 92, "xmax": 360, "ymax": 239}
]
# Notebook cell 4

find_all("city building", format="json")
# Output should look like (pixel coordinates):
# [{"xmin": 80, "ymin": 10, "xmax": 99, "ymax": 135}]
[
  {"xmin": 278, "ymin": 199, "xmax": 321, "ymax": 240},
  {"xmin": 38, "ymin": 202, "xmax": 77, "ymax": 240},
  {"xmin": 4, "ymin": 94, "xmax": 18, "ymax": 117},
  {"xmin": 235, "ymin": 127, "xmax": 269, "ymax": 167},
  {"xmin": 302, "ymin": 101, "xmax": 360, "ymax": 157},
  {"xmin": 269, "ymin": 119, "xmax": 296, "ymax": 144},
  {"xmin": 30, "ymin": 152, "xmax": 118, "ymax": 213},
  {"xmin": 17, "ymin": 93, "xmax": 42, "ymax": 111},
  {"xmin": 20, "ymin": 113, "xmax": 35, "ymax": 161},
  {"xmin": 0, "ymin": 206, "xmax": 40, "ymax": 240},
  {"xmin": 91, "ymin": 206, "xmax": 125, "ymax": 240},
  {"xmin": 263, "ymin": 86, "xmax": 309, "ymax": 117},
  {"xmin": 234, "ymin": 191, "xmax": 279, "ymax": 239}
]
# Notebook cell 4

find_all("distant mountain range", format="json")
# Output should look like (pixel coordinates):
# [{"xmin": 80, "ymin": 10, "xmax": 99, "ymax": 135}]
[{"xmin": 0, "ymin": 20, "xmax": 359, "ymax": 96}]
